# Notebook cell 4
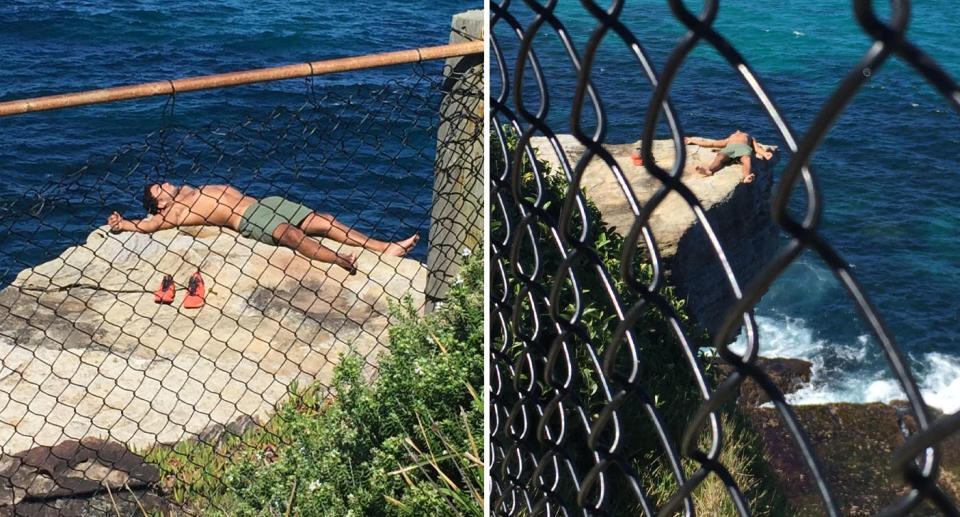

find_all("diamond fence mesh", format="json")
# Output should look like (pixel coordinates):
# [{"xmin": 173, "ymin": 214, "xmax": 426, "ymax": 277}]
[
  {"xmin": 490, "ymin": 1, "xmax": 960, "ymax": 515},
  {"xmin": 0, "ymin": 52, "xmax": 482, "ymax": 514}
]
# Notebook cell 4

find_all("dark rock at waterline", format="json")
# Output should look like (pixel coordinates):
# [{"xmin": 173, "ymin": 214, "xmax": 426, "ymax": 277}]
[
  {"xmin": 711, "ymin": 356, "xmax": 813, "ymax": 406},
  {"xmin": 744, "ymin": 401, "xmax": 960, "ymax": 515},
  {"xmin": 711, "ymin": 357, "xmax": 960, "ymax": 514}
]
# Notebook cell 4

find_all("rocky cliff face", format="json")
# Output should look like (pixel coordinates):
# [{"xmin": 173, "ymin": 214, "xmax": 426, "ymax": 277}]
[
  {"xmin": 528, "ymin": 134, "xmax": 780, "ymax": 339},
  {"xmin": 526, "ymin": 135, "xmax": 960, "ymax": 513},
  {"xmin": 0, "ymin": 225, "xmax": 425, "ymax": 504}
]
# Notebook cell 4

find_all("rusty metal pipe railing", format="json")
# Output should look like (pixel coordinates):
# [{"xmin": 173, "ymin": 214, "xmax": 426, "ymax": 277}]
[{"xmin": 0, "ymin": 40, "xmax": 484, "ymax": 117}]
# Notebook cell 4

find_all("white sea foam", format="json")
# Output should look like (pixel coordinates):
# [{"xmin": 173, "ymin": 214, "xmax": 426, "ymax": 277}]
[{"xmin": 723, "ymin": 315, "xmax": 960, "ymax": 414}]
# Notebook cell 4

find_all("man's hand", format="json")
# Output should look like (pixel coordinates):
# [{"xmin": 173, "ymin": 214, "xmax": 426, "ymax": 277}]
[
  {"xmin": 108, "ymin": 211, "xmax": 125, "ymax": 233},
  {"xmin": 759, "ymin": 147, "xmax": 773, "ymax": 160},
  {"xmin": 684, "ymin": 136, "xmax": 695, "ymax": 144}
]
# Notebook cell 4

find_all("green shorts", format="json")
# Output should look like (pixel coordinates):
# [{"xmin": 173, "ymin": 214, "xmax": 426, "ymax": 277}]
[
  {"xmin": 238, "ymin": 196, "xmax": 314, "ymax": 245},
  {"xmin": 720, "ymin": 142, "xmax": 753, "ymax": 159}
]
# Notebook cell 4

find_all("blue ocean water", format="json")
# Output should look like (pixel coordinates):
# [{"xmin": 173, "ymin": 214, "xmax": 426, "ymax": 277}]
[
  {"xmin": 493, "ymin": 1, "xmax": 960, "ymax": 411},
  {"xmin": 0, "ymin": 0, "xmax": 478, "ymax": 281}
]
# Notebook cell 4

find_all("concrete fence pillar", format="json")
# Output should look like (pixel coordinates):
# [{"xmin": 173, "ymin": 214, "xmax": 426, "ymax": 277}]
[{"xmin": 426, "ymin": 9, "xmax": 483, "ymax": 311}]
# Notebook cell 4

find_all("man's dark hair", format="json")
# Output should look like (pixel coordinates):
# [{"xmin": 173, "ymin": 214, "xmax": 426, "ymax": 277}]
[{"xmin": 143, "ymin": 184, "xmax": 159, "ymax": 215}]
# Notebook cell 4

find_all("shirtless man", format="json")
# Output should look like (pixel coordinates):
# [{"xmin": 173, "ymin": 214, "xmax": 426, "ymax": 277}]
[
  {"xmin": 684, "ymin": 130, "xmax": 773, "ymax": 184},
  {"xmin": 107, "ymin": 183, "xmax": 419, "ymax": 273}
]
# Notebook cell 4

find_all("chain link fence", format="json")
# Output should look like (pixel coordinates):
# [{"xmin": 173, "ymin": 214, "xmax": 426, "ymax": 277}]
[
  {"xmin": 490, "ymin": 1, "xmax": 960, "ymax": 515},
  {"xmin": 0, "ymin": 43, "xmax": 482, "ymax": 514}
]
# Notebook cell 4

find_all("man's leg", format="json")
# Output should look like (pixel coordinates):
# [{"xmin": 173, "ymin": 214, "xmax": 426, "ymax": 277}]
[
  {"xmin": 741, "ymin": 155, "xmax": 756, "ymax": 183},
  {"xmin": 695, "ymin": 153, "xmax": 731, "ymax": 176},
  {"xmin": 298, "ymin": 212, "xmax": 418, "ymax": 257},
  {"xmin": 273, "ymin": 222, "xmax": 357, "ymax": 273}
]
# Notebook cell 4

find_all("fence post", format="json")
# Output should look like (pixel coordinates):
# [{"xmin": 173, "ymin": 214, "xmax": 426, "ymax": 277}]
[{"xmin": 426, "ymin": 9, "xmax": 484, "ymax": 311}]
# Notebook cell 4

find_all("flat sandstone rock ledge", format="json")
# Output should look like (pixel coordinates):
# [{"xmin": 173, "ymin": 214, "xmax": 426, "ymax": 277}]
[
  {"xmin": 0, "ymin": 225, "xmax": 426, "ymax": 504},
  {"xmin": 529, "ymin": 135, "xmax": 781, "ymax": 338}
]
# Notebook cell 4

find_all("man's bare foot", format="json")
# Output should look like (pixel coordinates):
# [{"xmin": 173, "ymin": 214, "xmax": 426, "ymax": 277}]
[
  {"xmin": 695, "ymin": 165, "xmax": 713, "ymax": 177},
  {"xmin": 742, "ymin": 173, "xmax": 756, "ymax": 184},
  {"xmin": 383, "ymin": 234, "xmax": 420, "ymax": 257},
  {"xmin": 337, "ymin": 252, "xmax": 358, "ymax": 275}
]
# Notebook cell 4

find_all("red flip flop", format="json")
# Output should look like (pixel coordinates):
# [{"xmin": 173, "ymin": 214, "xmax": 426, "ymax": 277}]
[
  {"xmin": 154, "ymin": 274, "xmax": 175, "ymax": 304},
  {"xmin": 630, "ymin": 154, "xmax": 644, "ymax": 166},
  {"xmin": 183, "ymin": 271, "xmax": 205, "ymax": 309}
]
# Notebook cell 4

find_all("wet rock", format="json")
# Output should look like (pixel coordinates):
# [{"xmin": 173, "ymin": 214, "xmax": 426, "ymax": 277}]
[
  {"xmin": 744, "ymin": 402, "xmax": 960, "ymax": 515},
  {"xmin": 712, "ymin": 356, "xmax": 813, "ymax": 406}
]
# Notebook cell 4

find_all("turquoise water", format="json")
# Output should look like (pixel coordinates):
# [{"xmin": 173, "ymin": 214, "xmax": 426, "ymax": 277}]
[
  {"xmin": 0, "ymin": 0, "xmax": 478, "ymax": 278},
  {"xmin": 493, "ymin": 1, "xmax": 960, "ymax": 411}
]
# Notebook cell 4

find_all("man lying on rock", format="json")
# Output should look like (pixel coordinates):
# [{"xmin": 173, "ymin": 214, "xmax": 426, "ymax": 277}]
[
  {"xmin": 684, "ymin": 130, "xmax": 774, "ymax": 184},
  {"xmin": 107, "ymin": 183, "xmax": 419, "ymax": 274}
]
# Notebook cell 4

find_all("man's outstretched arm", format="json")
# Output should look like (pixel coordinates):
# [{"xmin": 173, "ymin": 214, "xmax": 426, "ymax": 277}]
[
  {"xmin": 684, "ymin": 136, "xmax": 728, "ymax": 148},
  {"xmin": 107, "ymin": 211, "xmax": 170, "ymax": 233}
]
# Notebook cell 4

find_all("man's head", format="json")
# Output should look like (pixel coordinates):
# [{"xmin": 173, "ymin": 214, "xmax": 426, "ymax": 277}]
[{"xmin": 143, "ymin": 183, "xmax": 177, "ymax": 215}]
